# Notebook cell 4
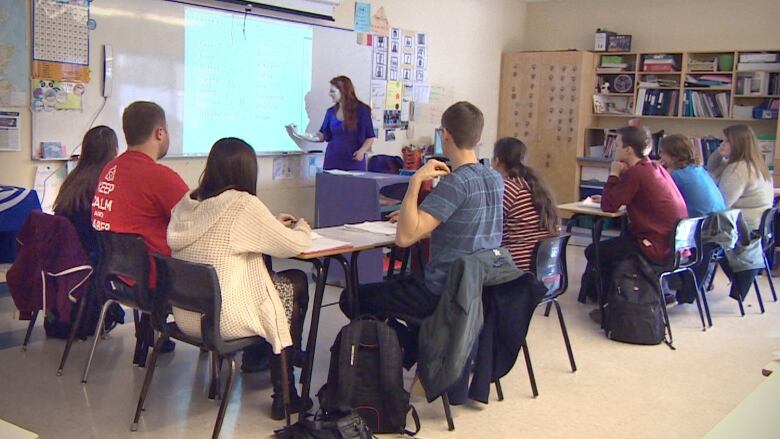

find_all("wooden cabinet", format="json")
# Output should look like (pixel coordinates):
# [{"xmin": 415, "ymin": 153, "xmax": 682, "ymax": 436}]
[{"xmin": 499, "ymin": 50, "xmax": 595, "ymax": 203}]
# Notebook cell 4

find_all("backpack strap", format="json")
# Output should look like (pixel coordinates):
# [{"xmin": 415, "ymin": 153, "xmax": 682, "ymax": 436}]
[
  {"xmin": 403, "ymin": 405, "xmax": 421, "ymax": 437},
  {"xmin": 336, "ymin": 319, "xmax": 365, "ymax": 411}
]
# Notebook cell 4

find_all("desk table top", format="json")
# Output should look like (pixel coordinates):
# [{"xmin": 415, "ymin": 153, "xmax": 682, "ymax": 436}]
[{"xmin": 557, "ymin": 202, "xmax": 626, "ymax": 218}]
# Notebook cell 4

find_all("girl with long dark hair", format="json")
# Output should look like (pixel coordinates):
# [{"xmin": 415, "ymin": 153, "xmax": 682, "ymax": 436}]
[
  {"xmin": 54, "ymin": 125, "xmax": 118, "ymax": 258},
  {"xmin": 167, "ymin": 137, "xmax": 313, "ymax": 419},
  {"xmin": 492, "ymin": 137, "xmax": 559, "ymax": 270}
]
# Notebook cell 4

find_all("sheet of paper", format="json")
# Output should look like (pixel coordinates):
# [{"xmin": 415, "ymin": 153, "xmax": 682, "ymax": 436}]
[
  {"xmin": 386, "ymin": 80, "xmax": 402, "ymax": 110},
  {"xmin": 412, "ymin": 84, "xmax": 431, "ymax": 103},
  {"xmin": 33, "ymin": 164, "xmax": 66, "ymax": 213},
  {"xmin": 370, "ymin": 80, "xmax": 386, "ymax": 127},
  {"xmin": 370, "ymin": 6, "xmax": 388, "ymax": 36},
  {"xmin": 343, "ymin": 221, "xmax": 397, "ymax": 236},
  {"xmin": 324, "ymin": 169, "xmax": 364, "ymax": 176},
  {"xmin": 0, "ymin": 109, "xmax": 21, "ymax": 151},
  {"xmin": 273, "ymin": 155, "xmax": 302, "ymax": 180},
  {"xmin": 353, "ymin": 2, "xmax": 371, "ymax": 32}
]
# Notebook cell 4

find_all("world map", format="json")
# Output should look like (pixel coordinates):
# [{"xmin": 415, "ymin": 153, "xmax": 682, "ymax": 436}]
[{"xmin": 0, "ymin": 0, "xmax": 28, "ymax": 107}]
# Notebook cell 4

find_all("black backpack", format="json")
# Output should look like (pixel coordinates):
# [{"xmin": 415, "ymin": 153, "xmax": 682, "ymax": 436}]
[
  {"xmin": 318, "ymin": 317, "xmax": 419, "ymax": 436},
  {"xmin": 604, "ymin": 255, "xmax": 665, "ymax": 346},
  {"xmin": 274, "ymin": 410, "xmax": 374, "ymax": 439}
]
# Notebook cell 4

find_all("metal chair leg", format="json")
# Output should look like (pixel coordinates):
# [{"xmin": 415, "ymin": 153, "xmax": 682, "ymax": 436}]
[
  {"xmin": 553, "ymin": 300, "xmax": 577, "ymax": 372},
  {"xmin": 737, "ymin": 295, "xmax": 746, "ymax": 316},
  {"xmin": 687, "ymin": 269, "xmax": 706, "ymax": 332},
  {"xmin": 658, "ymin": 287, "xmax": 675, "ymax": 350},
  {"xmin": 130, "ymin": 335, "xmax": 167, "ymax": 431},
  {"xmin": 208, "ymin": 351, "xmax": 220, "ymax": 400},
  {"xmin": 82, "ymin": 299, "xmax": 114, "ymax": 383},
  {"xmin": 58, "ymin": 292, "xmax": 89, "ymax": 375},
  {"xmin": 543, "ymin": 301, "xmax": 552, "ymax": 317},
  {"xmin": 212, "ymin": 356, "xmax": 238, "ymax": 439},
  {"xmin": 22, "ymin": 310, "xmax": 39, "ymax": 351},
  {"xmin": 764, "ymin": 254, "xmax": 777, "ymax": 302},
  {"xmin": 441, "ymin": 393, "xmax": 454, "ymax": 431},
  {"xmin": 494, "ymin": 379, "xmax": 504, "ymax": 401},
  {"xmin": 521, "ymin": 341, "xmax": 539, "ymax": 397},
  {"xmin": 753, "ymin": 280, "xmax": 766, "ymax": 314}
]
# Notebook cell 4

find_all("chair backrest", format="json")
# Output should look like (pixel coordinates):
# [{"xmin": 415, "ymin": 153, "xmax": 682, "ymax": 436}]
[
  {"xmin": 96, "ymin": 231, "xmax": 153, "ymax": 311},
  {"xmin": 529, "ymin": 234, "xmax": 571, "ymax": 301},
  {"xmin": 668, "ymin": 216, "xmax": 706, "ymax": 271},
  {"xmin": 153, "ymin": 255, "xmax": 222, "ymax": 350},
  {"xmin": 758, "ymin": 207, "xmax": 777, "ymax": 250},
  {"xmin": 368, "ymin": 154, "xmax": 404, "ymax": 174}
]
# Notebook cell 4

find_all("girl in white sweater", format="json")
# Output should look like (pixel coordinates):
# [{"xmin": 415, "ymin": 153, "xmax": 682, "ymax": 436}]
[
  {"xmin": 707, "ymin": 124, "xmax": 774, "ymax": 230},
  {"xmin": 167, "ymin": 138, "xmax": 313, "ymax": 419}
]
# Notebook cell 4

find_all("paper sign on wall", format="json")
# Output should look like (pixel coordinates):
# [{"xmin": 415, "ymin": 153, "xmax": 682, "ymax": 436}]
[
  {"xmin": 370, "ymin": 6, "xmax": 389, "ymax": 36},
  {"xmin": 354, "ymin": 2, "xmax": 371, "ymax": 32}
]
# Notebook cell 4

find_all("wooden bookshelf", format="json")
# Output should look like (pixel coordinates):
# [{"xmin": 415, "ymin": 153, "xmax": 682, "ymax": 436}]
[{"xmin": 584, "ymin": 49, "xmax": 780, "ymax": 195}]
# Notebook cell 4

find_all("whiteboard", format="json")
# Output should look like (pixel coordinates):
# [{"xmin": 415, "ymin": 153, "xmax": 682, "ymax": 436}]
[{"xmin": 32, "ymin": 0, "xmax": 371, "ymax": 157}]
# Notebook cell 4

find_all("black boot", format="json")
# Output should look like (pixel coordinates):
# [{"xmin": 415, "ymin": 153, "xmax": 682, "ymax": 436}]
[{"xmin": 270, "ymin": 348, "xmax": 312, "ymax": 421}]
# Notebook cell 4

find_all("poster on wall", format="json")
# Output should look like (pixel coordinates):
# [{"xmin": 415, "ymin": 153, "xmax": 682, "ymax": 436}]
[
  {"xmin": 0, "ymin": 109, "xmax": 21, "ymax": 151},
  {"xmin": 0, "ymin": 0, "xmax": 29, "ymax": 107}
]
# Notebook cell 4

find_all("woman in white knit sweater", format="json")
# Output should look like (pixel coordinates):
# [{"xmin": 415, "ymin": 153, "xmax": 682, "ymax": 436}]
[
  {"xmin": 707, "ymin": 124, "xmax": 774, "ymax": 230},
  {"xmin": 167, "ymin": 138, "xmax": 313, "ymax": 419}
]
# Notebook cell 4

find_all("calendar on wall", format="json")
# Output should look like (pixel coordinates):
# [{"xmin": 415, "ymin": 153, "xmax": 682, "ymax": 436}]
[{"xmin": 33, "ymin": 0, "xmax": 90, "ymax": 66}]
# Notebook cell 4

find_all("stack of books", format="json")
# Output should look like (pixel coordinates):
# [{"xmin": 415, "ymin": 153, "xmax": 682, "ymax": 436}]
[
  {"xmin": 638, "ymin": 75, "xmax": 679, "ymax": 88},
  {"xmin": 688, "ymin": 56, "xmax": 718, "ymax": 72},
  {"xmin": 685, "ymin": 74, "xmax": 732, "ymax": 89},
  {"xmin": 682, "ymin": 91, "xmax": 730, "ymax": 118},
  {"xmin": 737, "ymin": 53, "xmax": 780, "ymax": 72},
  {"xmin": 642, "ymin": 54, "xmax": 678, "ymax": 72},
  {"xmin": 635, "ymin": 89, "xmax": 679, "ymax": 116},
  {"xmin": 600, "ymin": 55, "xmax": 629, "ymax": 72},
  {"xmin": 736, "ymin": 72, "xmax": 780, "ymax": 95}
]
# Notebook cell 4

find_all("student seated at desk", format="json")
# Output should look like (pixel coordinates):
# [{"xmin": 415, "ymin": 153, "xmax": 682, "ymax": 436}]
[
  {"xmin": 580, "ymin": 127, "xmax": 687, "ymax": 313},
  {"xmin": 167, "ymin": 137, "xmax": 312, "ymax": 420},
  {"xmin": 338, "ymin": 101, "xmax": 503, "ymax": 336},
  {"xmin": 492, "ymin": 137, "xmax": 559, "ymax": 271},
  {"xmin": 659, "ymin": 134, "xmax": 725, "ymax": 218},
  {"xmin": 91, "ymin": 101, "xmax": 189, "ymax": 356},
  {"xmin": 707, "ymin": 124, "xmax": 773, "ymax": 230},
  {"xmin": 54, "ymin": 125, "xmax": 118, "ymax": 261}
]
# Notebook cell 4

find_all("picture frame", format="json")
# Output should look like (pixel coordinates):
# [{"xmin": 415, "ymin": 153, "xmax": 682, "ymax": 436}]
[{"xmin": 606, "ymin": 34, "xmax": 632, "ymax": 52}]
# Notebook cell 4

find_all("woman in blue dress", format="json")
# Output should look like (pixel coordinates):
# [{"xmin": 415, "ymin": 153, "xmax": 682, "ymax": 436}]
[{"xmin": 286, "ymin": 76, "xmax": 375, "ymax": 171}]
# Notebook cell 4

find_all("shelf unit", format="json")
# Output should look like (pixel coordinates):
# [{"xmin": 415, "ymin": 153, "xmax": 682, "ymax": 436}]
[{"xmin": 579, "ymin": 49, "xmax": 780, "ymax": 198}]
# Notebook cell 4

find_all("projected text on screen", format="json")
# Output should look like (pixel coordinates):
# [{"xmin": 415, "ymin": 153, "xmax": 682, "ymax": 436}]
[{"xmin": 183, "ymin": 8, "xmax": 313, "ymax": 155}]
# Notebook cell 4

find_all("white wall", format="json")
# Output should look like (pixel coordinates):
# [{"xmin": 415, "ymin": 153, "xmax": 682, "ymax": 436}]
[
  {"xmin": 0, "ymin": 0, "xmax": 527, "ymax": 221},
  {"xmin": 523, "ymin": 0, "xmax": 780, "ymax": 52}
]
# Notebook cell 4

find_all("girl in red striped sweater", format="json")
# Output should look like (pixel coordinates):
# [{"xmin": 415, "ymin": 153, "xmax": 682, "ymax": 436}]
[{"xmin": 492, "ymin": 138, "xmax": 560, "ymax": 271}]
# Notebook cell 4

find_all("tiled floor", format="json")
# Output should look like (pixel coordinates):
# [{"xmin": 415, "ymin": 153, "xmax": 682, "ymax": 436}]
[{"xmin": 1, "ymin": 246, "xmax": 779, "ymax": 438}]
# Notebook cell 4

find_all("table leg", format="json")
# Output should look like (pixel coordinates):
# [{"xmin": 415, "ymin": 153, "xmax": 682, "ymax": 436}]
[
  {"xmin": 591, "ymin": 217, "xmax": 607, "ymax": 330},
  {"xmin": 300, "ymin": 258, "xmax": 326, "ymax": 418}
]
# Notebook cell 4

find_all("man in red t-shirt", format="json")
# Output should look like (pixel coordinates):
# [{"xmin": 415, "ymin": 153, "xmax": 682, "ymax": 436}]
[
  {"xmin": 92, "ymin": 101, "xmax": 188, "ymax": 271},
  {"xmin": 580, "ymin": 127, "xmax": 688, "ymax": 310},
  {"xmin": 91, "ymin": 101, "xmax": 188, "ymax": 357}
]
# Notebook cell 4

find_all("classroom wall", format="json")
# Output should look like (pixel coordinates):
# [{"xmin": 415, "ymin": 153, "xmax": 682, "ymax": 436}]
[
  {"xmin": 523, "ymin": 0, "xmax": 780, "ymax": 52},
  {"xmin": 0, "ymin": 0, "xmax": 527, "ymax": 222}
]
